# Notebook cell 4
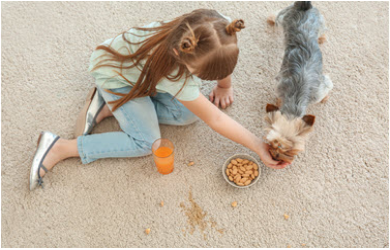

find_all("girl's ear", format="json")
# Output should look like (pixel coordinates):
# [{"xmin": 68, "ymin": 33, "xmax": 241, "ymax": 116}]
[{"xmin": 173, "ymin": 48, "xmax": 179, "ymax": 56}]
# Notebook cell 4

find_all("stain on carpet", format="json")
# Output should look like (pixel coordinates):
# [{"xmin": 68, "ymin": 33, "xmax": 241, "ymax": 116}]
[{"xmin": 180, "ymin": 189, "xmax": 225, "ymax": 239}]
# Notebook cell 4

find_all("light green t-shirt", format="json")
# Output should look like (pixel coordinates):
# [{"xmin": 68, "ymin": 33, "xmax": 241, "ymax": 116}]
[
  {"xmin": 88, "ymin": 21, "xmax": 202, "ymax": 101},
  {"xmin": 88, "ymin": 13, "xmax": 232, "ymax": 101}
]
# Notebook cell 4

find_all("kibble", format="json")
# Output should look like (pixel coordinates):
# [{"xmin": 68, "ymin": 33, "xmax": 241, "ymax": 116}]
[
  {"xmin": 145, "ymin": 228, "xmax": 151, "ymax": 235},
  {"xmin": 231, "ymin": 201, "xmax": 237, "ymax": 207}
]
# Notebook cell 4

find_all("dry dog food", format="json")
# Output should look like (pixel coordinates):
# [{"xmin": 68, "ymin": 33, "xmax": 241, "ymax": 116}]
[
  {"xmin": 145, "ymin": 228, "xmax": 151, "ymax": 235},
  {"xmin": 231, "ymin": 201, "xmax": 237, "ymax": 207},
  {"xmin": 226, "ymin": 158, "xmax": 259, "ymax": 186}
]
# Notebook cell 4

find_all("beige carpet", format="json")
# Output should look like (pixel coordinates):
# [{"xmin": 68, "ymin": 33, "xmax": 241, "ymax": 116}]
[{"xmin": 2, "ymin": 1, "xmax": 389, "ymax": 248}]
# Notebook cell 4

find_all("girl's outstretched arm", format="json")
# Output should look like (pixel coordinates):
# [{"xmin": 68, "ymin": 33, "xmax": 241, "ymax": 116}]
[{"xmin": 180, "ymin": 94, "xmax": 289, "ymax": 169}]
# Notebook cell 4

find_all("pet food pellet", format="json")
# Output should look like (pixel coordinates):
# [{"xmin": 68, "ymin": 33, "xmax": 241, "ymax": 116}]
[
  {"xmin": 228, "ymin": 163, "xmax": 233, "ymax": 169},
  {"xmin": 287, "ymin": 245, "xmax": 291, "ymax": 248},
  {"xmin": 236, "ymin": 158, "xmax": 243, "ymax": 163},
  {"xmin": 242, "ymin": 174, "xmax": 250, "ymax": 177},
  {"xmin": 237, "ymin": 183, "xmax": 244, "ymax": 186},
  {"xmin": 242, "ymin": 159, "xmax": 249, "ymax": 164},
  {"xmin": 240, "ymin": 178, "xmax": 248, "ymax": 183},
  {"xmin": 301, "ymin": 243, "xmax": 306, "ymax": 246},
  {"xmin": 284, "ymin": 214, "xmax": 289, "ymax": 220},
  {"xmin": 226, "ymin": 169, "xmax": 230, "ymax": 175},
  {"xmin": 232, "ymin": 169, "xmax": 238, "ymax": 175},
  {"xmin": 253, "ymin": 164, "xmax": 258, "ymax": 170},
  {"xmin": 254, "ymin": 171, "xmax": 259, "ymax": 177},
  {"xmin": 245, "ymin": 170, "xmax": 253, "ymax": 174},
  {"xmin": 160, "ymin": 201, "xmax": 164, "ymax": 207},
  {"xmin": 246, "ymin": 165, "xmax": 253, "ymax": 170},
  {"xmin": 244, "ymin": 180, "xmax": 251, "ymax": 185},
  {"xmin": 251, "ymin": 174, "xmax": 255, "ymax": 179},
  {"xmin": 231, "ymin": 201, "xmax": 237, "ymax": 207},
  {"xmin": 187, "ymin": 161, "xmax": 195, "ymax": 166},
  {"xmin": 228, "ymin": 176, "xmax": 233, "ymax": 181},
  {"xmin": 145, "ymin": 228, "xmax": 151, "ymax": 235},
  {"xmin": 239, "ymin": 167, "xmax": 246, "ymax": 172},
  {"xmin": 235, "ymin": 175, "xmax": 241, "ymax": 182},
  {"xmin": 231, "ymin": 160, "xmax": 238, "ymax": 165}
]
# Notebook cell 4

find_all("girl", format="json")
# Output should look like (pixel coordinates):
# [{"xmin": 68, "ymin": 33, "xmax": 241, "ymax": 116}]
[{"xmin": 30, "ymin": 9, "xmax": 288, "ymax": 191}]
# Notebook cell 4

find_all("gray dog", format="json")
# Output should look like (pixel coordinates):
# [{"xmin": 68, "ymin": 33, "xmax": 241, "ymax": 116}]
[{"xmin": 263, "ymin": 1, "xmax": 333, "ymax": 164}]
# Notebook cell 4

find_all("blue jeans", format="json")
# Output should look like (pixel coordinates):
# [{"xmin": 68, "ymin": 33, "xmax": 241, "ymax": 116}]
[{"xmin": 77, "ymin": 86, "xmax": 198, "ymax": 164}]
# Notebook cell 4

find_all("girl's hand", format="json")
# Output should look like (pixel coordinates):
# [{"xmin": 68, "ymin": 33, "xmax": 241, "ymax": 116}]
[
  {"xmin": 257, "ymin": 142, "xmax": 290, "ymax": 169},
  {"xmin": 209, "ymin": 85, "xmax": 234, "ymax": 109}
]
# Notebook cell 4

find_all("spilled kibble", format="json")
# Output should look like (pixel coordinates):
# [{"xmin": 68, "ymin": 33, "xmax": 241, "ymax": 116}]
[
  {"xmin": 145, "ymin": 228, "xmax": 151, "ymax": 235},
  {"xmin": 301, "ymin": 243, "xmax": 306, "ymax": 246},
  {"xmin": 231, "ymin": 201, "xmax": 237, "ymax": 207},
  {"xmin": 160, "ymin": 201, "xmax": 164, "ymax": 207},
  {"xmin": 287, "ymin": 244, "xmax": 291, "ymax": 248},
  {"xmin": 284, "ymin": 214, "xmax": 289, "ymax": 220},
  {"xmin": 187, "ymin": 161, "xmax": 195, "ymax": 166},
  {"xmin": 225, "ymin": 158, "xmax": 259, "ymax": 187}
]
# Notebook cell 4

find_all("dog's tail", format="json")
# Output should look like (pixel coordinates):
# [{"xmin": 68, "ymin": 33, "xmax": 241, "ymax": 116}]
[{"xmin": 294, "ymin": 1, "xmax": 312, "ymax": 11}]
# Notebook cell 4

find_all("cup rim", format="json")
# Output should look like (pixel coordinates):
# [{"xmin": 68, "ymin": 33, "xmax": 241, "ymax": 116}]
[{"xmin": 152, "ymin": 138, "xmax": 174, "ymax": 158}]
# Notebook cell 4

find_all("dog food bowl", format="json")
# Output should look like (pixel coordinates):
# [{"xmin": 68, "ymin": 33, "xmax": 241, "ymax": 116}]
[{"xmin": 222, "ymin": 154, "xmax": 261, "ymax": 189}]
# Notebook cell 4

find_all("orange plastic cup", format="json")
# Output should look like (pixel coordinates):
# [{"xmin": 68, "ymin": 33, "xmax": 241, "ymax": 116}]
[{"xmin": 152, "ymin": 138, "xmax": 174, "ymax": 175}]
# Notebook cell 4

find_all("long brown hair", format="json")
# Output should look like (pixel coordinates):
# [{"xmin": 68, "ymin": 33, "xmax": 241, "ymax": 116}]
[{"xmin": 91, "ymin": 9, "xmax": 245, "ymax": 111}]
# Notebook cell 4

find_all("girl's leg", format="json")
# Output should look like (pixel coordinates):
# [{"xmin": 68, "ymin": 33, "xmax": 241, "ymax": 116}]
[
  {"xmin": 76, "ymin": 86, "xmax": 161, "ymax": 164},
  {"xmin": 39, "ymin": 138, "xmax": 79, "ymax": 177},
  {"xmin": 96, "ymin": 103, "xmax": 113, "ymax": 123},
  {"xmin": 151, "ymin": 92, "xmax": 198, "ymax": 126},
  {"xmin": 40, "ymin": 85, "xmax": 161, "ymax": 175}
]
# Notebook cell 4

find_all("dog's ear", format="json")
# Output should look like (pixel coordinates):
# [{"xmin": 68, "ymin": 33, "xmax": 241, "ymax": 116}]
[
  {"xmin": 266, "ymin": 104, "xmax": 279, "ymax": 113},
  {"xmin": 297, "ymin": 115, "xmax": 315, "ymax": 136},
  {"xmin": 302, "ymin": 115, "xmax": 315, "ymax": 126}
]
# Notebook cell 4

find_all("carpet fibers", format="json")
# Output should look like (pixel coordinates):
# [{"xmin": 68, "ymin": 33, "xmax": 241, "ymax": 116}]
[{"xmin": 1, "ymin": 1, "xmax": 389, "ymax": 247}]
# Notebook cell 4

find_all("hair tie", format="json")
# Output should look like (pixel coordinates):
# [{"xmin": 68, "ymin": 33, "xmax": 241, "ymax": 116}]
[{"xmin": 226, "ymin": 19, "xmax": 245, "ymax": 35}]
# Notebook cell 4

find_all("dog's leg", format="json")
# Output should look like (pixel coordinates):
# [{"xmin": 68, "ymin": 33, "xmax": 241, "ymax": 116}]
[
  {"xmin": 315, "ymin": 75, "xmax": 333, "ymax": 104},
  {"xmin": 320, "ymin": 95, "xmax": 330, "ymax": 104},
  {"xmin": 267, "ymin": 8, "xmax": 287, "ymax": 27},
  {"xmin": 267, "ymin": 14, "xmax": 277, "ymax": 26},
  {"xmin": 276, "ymin": 98, "xmax": 283, "ymax": 107},
  {"xmin": 318, "ymin": 34, "xmax": 327, "ymax": 44},
  {"xmin": 317, "ymin": 14, "xmax": 327, "ymax": 44}
]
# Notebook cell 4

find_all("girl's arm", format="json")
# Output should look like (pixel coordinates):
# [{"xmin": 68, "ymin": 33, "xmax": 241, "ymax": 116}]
[
  {"xmin": 180, "ymin": 93, "xmax": 289, "ymax": 169},
  {"xmin": 209, "ymin": 75, "xmax": 234, "ymax": 109}
]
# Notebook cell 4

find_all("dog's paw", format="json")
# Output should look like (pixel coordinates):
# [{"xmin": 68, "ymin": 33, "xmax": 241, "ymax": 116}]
[
  {"xmin": 267, "ymin": 14, "xmax": 276, "ymax": 26},
  {"xmin": 320, "ymin": 95, "xmax": 330, "ymax": 104},
  {"xmin": 318, "ymin": 34, "xmax": 327, "ymax": 44}
]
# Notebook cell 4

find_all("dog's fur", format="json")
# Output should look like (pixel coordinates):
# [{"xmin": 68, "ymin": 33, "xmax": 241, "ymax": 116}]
[{"xmin": 264, "ymin": 2, "xmax": 333, "ymax": 163}]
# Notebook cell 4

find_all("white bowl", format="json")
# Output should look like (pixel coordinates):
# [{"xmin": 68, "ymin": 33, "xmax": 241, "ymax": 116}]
[{"xmin": 222, "ymin": 154, "xmax": 261, "ymax": 189}]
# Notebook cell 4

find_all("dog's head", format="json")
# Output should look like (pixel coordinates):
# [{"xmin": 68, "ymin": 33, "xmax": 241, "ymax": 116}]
[{"xmin": 263, "ymin": 104, "xmax": 315, "ymax": 163}]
